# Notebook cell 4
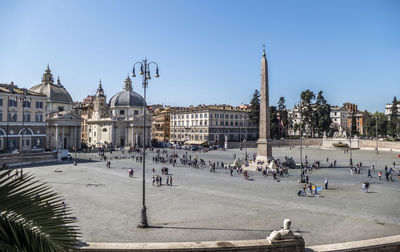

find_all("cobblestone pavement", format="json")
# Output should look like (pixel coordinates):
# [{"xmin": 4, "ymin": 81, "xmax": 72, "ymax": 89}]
[{"xmin": 26, "ymin": 146, "xmax": 400, "ymax": 245}]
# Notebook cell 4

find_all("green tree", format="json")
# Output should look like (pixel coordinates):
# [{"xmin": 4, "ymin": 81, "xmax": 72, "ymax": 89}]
[
  {"xmin": 300, "ymin": 89, "xmax": 316, "ymax": 137},
  {"xmin": 351, "ymin": 111, "xmax": 359, "ymax": 136},
  {"xmin": 277, "ymin": 97, "xmax": 288, "ymax": 138},
  {"xmin": 0, "ymin": 169, "xmax": 80, "ymax": 251},
  {"xmin": 269, "ymin": 106, "xmax": 279, "ymax": 139},
  {"xmin": 365, "ymin": 112, "xmax": 388, "ymax": 138},
  {"xmin": 249, "ymin": 89, "xmax": 260, "ymax": 125},
  {"xmin": 387, "ymin": 96, "xmax": 399, "ymax": 138},
  {"xmin": 315, "ymin": 91, "xmax": 332, "ymax": 136}
]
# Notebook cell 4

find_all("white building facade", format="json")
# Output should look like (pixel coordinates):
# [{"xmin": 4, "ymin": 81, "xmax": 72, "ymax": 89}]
[
  {"xmin": 170, "ymin": 105, "xmax": 258, "ymax": 145},
  {"xmin": 87, "ymin": 76, "xmax": 151, "ymax": 148}
]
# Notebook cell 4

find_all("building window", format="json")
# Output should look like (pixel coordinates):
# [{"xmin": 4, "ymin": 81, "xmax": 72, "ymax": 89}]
[
  {"xmin": 0, "ymin": 112, "xmax": 2, "ymax": 121},
  {"xmin": 0, "ymin": 98, "xmax": 2, "ymax": 106},
  {"xmin": 36, "ymin": 114, "xmax": 43, "ymax": 122},
  {"xmin": 120, "ymin": 110, "xmax": 125, "ymax": 115},
  {"xmin": 58, "ymin": 106, "xmax": 64, "ymax": 112},
  {"xmin": 134, "ymin": 110, "xmax": 138, "ymax": 115},
  {"xmin": 23, "ymin": 114, "xmax": 31, "ymax": 122},
  {"xmin": 102, "ymin": 128, "xmax": 107, "ymax": 132},
  {"xmin": 9, "ymin": 99, "xmax": 17, "ymax": 107},
  {"xmin": 8, "ymin": 113, "xmax": 17, "ymax": 122},
  {"xmin": 35, "ymin": 139, "xmax": 43, "ymax": 147},
  {"xmin": 36, "ymin": 101, "xmax": 43, "ymax": 109},
  {"xmin": 23, "ymin": 100, "xmax": 31, "ymax": 108},
  {"xmin": 205, "ymin": 120, "xmax": 207, "ymax": 125}
]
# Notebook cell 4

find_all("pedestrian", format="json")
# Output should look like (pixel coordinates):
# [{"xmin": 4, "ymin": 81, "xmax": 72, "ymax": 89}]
[
  {"xmin": 378, "ymin": 171, "xmax": 382, "ymax": 181},
  {"xmin": 169, "ymin": 176, "xmax": 172, "ymax": 186},
  {"xmin": 230, "ymin": 167, "xmax": 233, "ymax": 176},
  {"xmin": 334, "ymin": 160, "xmax": 336, "ymax": 167},
  {"xmin": 305, "ymin": 175, "xmax": 309, "ymax": 184},
  {"xmin": 61, "ymin": 202, "xmax": 66, "ymax": 218},
  {"xmin": 324, "ymin": 178, "xmax": 328, "ymax": 189},
  {"xmin": 367, "ymin": 168, "xmax": 371, "ymax": 178}
]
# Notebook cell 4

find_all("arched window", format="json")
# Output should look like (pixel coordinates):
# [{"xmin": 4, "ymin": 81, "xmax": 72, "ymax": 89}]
[
  {"xmin": 0, "ymin": 128, "xmax": 5, "ymax": 135},
  {"xmin": 102, "ymin": 128, "xmax": 107, "ymax": 132},
  {"xmin": 19, "ymin": 128, "xmax": 33, "ymax": 135}
]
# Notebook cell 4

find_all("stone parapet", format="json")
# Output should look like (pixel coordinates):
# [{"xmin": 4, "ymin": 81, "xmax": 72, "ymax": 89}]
[
  {"xmin": 306, "ymin": 234, "xmax": 400, "ymax": 252},
  {"xmin": 359, "ymin": 140, "xmax": 400, "ymax": 152},
  {"xmin": 78, "ymin": 238, "xmax": 305, "ymax": 252}
]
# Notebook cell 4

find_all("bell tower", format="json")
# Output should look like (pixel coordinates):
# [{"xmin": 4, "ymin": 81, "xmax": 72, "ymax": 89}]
[
  {"xmin": 41, "ymin": 65, "xmax": 54, "ymax": 84},
  {"xmin": 94, "ymin": 80, "xmax": 107, "ymax": 119}
]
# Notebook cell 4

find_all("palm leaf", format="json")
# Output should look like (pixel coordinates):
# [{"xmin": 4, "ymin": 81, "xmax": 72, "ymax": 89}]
[{"xmin": 0, "ymin": 169, "xmax": 80, "ymax": 251}]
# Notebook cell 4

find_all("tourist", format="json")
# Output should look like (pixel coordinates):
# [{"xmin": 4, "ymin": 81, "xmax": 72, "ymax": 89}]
[
  {"xmin": 378, "ymin": 171, "xmax": 382, "ymax": 181},
  {"xmin": 367, "ymin": 168, "xmax": 372, "ymax": 178},
  {"xmin": 61, "ymin": 202, "xmax": 66, "ymax": 218},
  {"xmin": 169, "ymin": 176, "xmax": 173, "ymax": 186},
  {"xmin": 324, "ymin": 178, "xmax": 328, "ymax": 189}
]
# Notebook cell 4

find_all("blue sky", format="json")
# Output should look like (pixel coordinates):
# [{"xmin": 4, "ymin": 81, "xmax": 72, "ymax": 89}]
[{"xmin": 0, "ymin": 0, "xmax": 399, "ymax": 112}]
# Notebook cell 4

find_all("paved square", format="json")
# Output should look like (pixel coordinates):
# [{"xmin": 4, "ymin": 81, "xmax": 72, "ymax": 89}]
[{"xmin": 25, "ymin": 146, "xmax": 400, "ymax": 245}]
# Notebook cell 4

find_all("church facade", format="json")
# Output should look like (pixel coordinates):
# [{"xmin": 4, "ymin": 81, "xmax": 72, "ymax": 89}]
[
  {"xmin": 29, "ymin": 66, "xmax": 82, "ymax": 150},
  {"xmin": 86, "ymin": 76, "xmax": 151, "ymax": 149}
]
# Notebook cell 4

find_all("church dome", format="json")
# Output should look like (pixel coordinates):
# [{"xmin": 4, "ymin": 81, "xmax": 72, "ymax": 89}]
[
  {"xmin": 29, "ymin": 66, "xmax": 73, "ymax": 104},
  {"xmin": 109, "ymin": 76, "xmax": 145, "ymax": 107}
]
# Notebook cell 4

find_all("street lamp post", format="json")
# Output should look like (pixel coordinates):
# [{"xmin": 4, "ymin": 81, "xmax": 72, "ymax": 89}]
[
  {"xmin": 348, "ymin": 112, "xmax": 353, "ymax": 166},
  {"xmin": 243, "ymin": 139, "xmax": 247, "ymax": 161},
  {"xmin": 20, "ymin": 89, "xmax": 29, "ymax": 169},
  {"xmin": 299, "ymin": 99, "xmax": 303, "ymax": 169},
  {"xmin": 375, "ymin": 115, "xmax": 378, "ymax": 154},
  {"xmin": 132, "ymin": 58, "xmax": 159, "ymax": 228}
]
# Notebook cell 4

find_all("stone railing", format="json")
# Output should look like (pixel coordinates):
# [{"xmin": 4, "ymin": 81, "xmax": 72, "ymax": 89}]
[
  {"xmin": 306, "ymin": 234, "xmax": 400, "ymax": 251},
  {"xmin": 0, "ymin": 151, "xmax": 58, "ymax": 167},
  {"xmin": 227, "ymin": 138, "xmax": 323, "ymax": 149},
  {"xmin": 76, "ymin": 219, "xmax": 400, "ymax": 252},
  {"xmin": 78, "ymin": 239, "xmax": 304, "ymax": 252}
]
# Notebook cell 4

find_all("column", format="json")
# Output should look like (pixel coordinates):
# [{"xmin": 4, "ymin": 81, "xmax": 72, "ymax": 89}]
[
  {"xmin": 55, "ymin": 125, "xmax": 59, "ymax": 150},
  {"xmin": 74, "ymin": 125, "xmax": 77, "ymax": 148},
  {"xmin": 62, "ymin": 126, "xmax": 65, "ymax": 149}
]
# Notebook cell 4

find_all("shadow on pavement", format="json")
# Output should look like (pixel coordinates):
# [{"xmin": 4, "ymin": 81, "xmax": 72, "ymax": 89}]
[{"xmin": 148, "ymin": 225, "xmax": 272, "ymax": 232}]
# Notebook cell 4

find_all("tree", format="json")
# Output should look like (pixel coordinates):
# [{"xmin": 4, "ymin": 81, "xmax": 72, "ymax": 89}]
[
  {"xmin": 249, "ymin": 89, "xmax": 260, "ymax": 125},
  {"xmin": 277, "ymin": 97, "xmax": 288, "ymax": 138},
  {"xmin": 351, "ymin": 111, "xmax": 359, "ymax": 136},
  {"xmin": 365, "ymin": 112, "xmax": 388, "ymax": 138},
  {"xmin": 0, "ymin": 168, "xmax": 80, "ymax": 251},
  {"xmin": 300, "ymin": 89, "xmax": 316, "ymax": 137},
  {"xmin": 387, "ymin": 96, "xmax": 399, "ymax": 138},
  {"xmin": 269, "ymin": 106, "xmax": 279, "ymax": 139},
  {"xmin": 315, "ymin": 91, "xmax": 331, "ymax": 136}
]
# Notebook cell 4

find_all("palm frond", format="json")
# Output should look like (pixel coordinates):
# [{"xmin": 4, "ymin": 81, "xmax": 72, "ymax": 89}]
[{"xmin": 0, "ymin": 169, "xmax": 80, "ymax": 251}]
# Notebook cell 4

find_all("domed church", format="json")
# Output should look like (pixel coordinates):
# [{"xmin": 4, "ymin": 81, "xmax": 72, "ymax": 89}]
[
  {"xmin": 86, "ymin": 76, "xmax": 151, "ymax": 148},
  {"xmin": 29, "ymin": 66, "xmax": 82, "ymax": 150}
]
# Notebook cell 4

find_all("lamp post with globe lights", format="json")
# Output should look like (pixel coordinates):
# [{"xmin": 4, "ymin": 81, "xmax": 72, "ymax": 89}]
[{"xmin": 132, "ymin": 58, "xmax": 159, "ymax": 228}]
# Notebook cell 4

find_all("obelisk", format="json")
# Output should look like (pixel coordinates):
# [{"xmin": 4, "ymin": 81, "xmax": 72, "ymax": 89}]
[{"xmin": 257, "ymin": 46, "xmax": 272, "ymax": 161}]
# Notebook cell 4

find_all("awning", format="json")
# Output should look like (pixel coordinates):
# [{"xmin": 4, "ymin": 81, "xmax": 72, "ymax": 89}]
[{"xmin": 185, "ymin": 140, "xmax": 207, "ymax": 145}]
